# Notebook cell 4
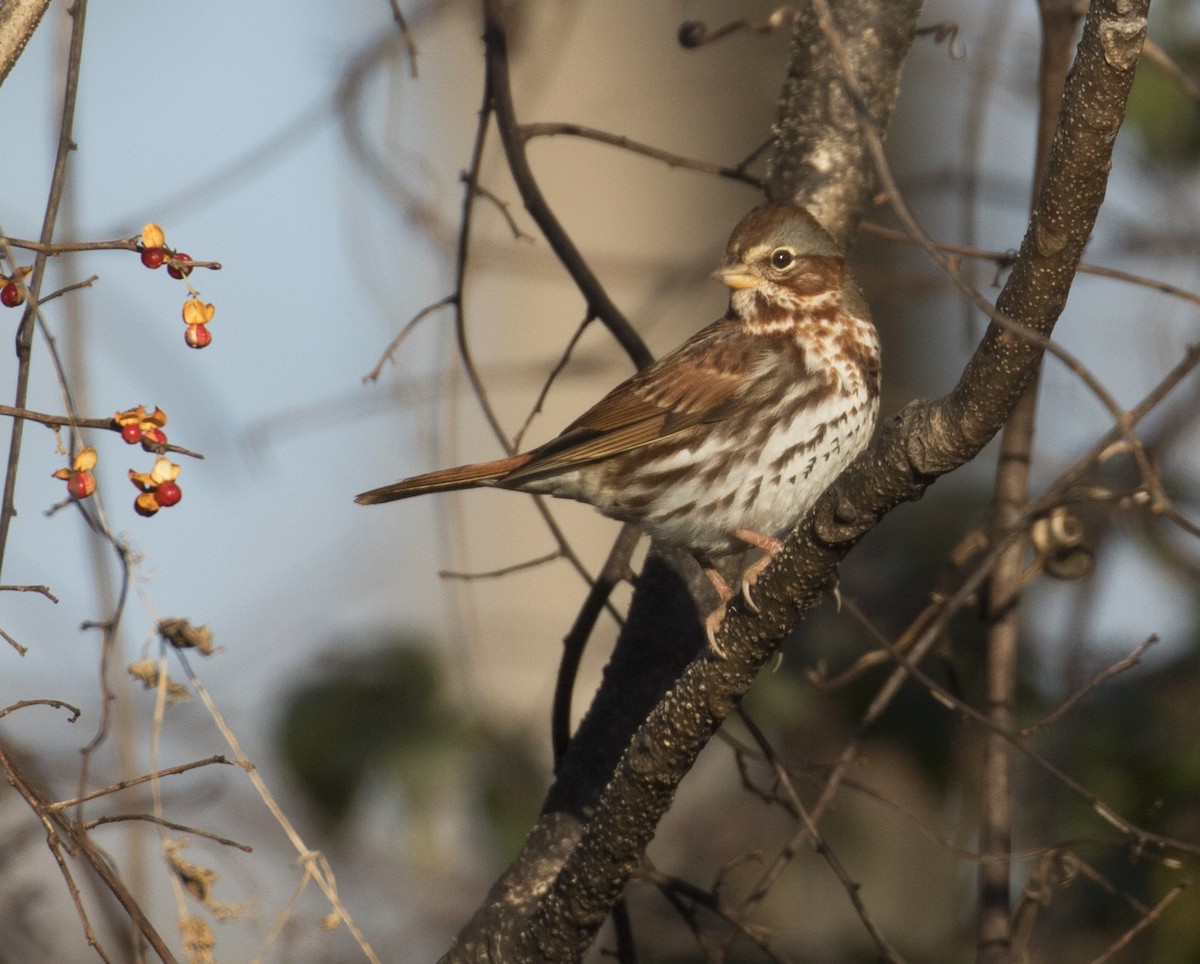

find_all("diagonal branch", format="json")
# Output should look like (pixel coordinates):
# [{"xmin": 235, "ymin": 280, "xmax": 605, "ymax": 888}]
[
  {"xmin": 483, "ymin": 3, "xmax": 652, "ymax": 371},
  {"xmin": 519, "ymin": 1, "xmax": 1150, "ymax": 959}
]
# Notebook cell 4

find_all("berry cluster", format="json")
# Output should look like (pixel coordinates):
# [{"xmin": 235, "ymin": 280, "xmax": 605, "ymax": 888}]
[
  {"xmin": 55, "ymin": 407, "xmax": 187, "ymax": 515},
  {"xmin": 129, "ymin": 456, "xmax": 183, "ymax": 516},
  {"xmin": 113, "ymin": 405, "xmax": 170, "ymax": 450},
  {"xmin": 138, "ymin": 222, "xmax": 214, "ymax": 349},
  {"xmin": 113, "ymin": 405, "xmax": 184, "ymax": 515}
]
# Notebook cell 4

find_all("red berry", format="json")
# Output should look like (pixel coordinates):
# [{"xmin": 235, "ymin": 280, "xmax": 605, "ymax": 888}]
[
  {"xmin": 185, "ymin": 324, "xmax": 212, "ymax": 349},
  {"xmin": 1, "ymin": 281, "xmax": 24, "ymax": 308},
  {"xmin": 155, "ymin": 480, "xmax": 182, "ymax": 507},
  {"xmin": 167, "ymin": 253, "xmax": 193, "ymax": 279},
  {"xmin": 141, "ymin": 428, "xmax": 168, "ymax": 450},
  {"xmin": 141, "ymin": 247, "xmax": 166, "ymax": 269},
  {"xmin": 67, "ymin": 472, "xmax": 96, "ymax": 499},
  {"xmin": 120, "ymin": 423, "xmax": 143, "ymax": 444}
]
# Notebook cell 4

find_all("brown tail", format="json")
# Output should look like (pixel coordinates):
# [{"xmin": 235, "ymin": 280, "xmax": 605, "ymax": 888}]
[{"xmin": 354, "ymin": 453, "xmax": 533, "ymax": 505}]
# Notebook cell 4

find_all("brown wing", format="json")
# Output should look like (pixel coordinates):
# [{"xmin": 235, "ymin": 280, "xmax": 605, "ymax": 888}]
[{"xmin": 501, "ymin": 318, "xmax": 801, "ymax": 485}]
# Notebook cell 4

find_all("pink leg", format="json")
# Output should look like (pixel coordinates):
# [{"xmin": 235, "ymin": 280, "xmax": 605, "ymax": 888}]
[
  {"xmin": 699, "ymin": 562, "xmax": 734, "ymax": 658},
  {"xmin": 733, "ymin": 528, "xmax": 784, "ymax": 613}
]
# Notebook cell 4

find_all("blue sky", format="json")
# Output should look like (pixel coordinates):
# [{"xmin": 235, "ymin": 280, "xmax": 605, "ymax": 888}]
[{"xmin": 2, "ymin": 1, "xmax": 1199, "ymax": 958}]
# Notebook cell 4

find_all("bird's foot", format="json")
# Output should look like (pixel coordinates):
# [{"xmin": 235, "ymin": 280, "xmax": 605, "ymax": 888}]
[
  {"xmin": 700, "ymin": 562, "xmax": 735, "ymax": 659},
  {"xmin": 733, "ymin": 528, "xmax": 784, "ymax": 613}
]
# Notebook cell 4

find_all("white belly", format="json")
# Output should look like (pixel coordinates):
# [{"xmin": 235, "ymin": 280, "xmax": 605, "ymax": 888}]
[{"xmin": 543, "ymin": 385, "xmax": 877, "ymax": 556}]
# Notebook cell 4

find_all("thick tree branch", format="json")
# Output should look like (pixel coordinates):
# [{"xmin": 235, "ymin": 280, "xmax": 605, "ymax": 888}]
[
  {"xmin": 768, "ymin": 0, "xmax": 921, "ymax": 243},
  {"xmin": 443, "ymin": 0, "xmax": 922, "ymax": 960},
  {"xmin": 443, "ymin": 0, "xmax": 1147, "ymax": 959},
  {"xmin": 0, "ymin": 0, "xmax": 50, "ymax": 88},
  {"xmin": 523, "ymin": 0, "xmax": 1146, "ymax": 959}
]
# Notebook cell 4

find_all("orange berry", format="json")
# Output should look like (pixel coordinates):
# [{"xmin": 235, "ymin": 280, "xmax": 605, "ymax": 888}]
[
  {"xmin": 67, "ymin": 472, "xmax": 96, "ymax": 499},
  {"xmin": 185, "ymin": 324, "xmax": 212, "ymax": 349}
]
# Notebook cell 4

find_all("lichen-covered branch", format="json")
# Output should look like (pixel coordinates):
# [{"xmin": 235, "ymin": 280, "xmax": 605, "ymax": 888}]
[
  {"xmin": 441, "ymin": 1, "xmax": 928, "ymax": 961},
  {"xmin": 0, "ymin": 0, "xmax": 50, "ymax": 89},
  {"xmin": 516, "ymin": 0, "xmax": 1147, "ymax": 959},
  {"xmin": 768, "ymin": 0, "xmax": 923, "ymax": 244}
]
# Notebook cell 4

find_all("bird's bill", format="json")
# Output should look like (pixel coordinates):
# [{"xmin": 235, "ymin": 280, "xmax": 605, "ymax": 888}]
[{"xmin": 713, "ymin": 263, "xmax": 759, "ymax": 290}]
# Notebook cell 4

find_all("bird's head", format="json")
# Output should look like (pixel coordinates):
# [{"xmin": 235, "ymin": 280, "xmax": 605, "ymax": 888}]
[{"xmin": 714, "ymin": 203, "xmax": 847, "ymax": 316}]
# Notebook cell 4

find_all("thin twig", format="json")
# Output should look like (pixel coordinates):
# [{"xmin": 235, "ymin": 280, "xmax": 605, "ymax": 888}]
[
  {"xmin": 1141, "ymin": 36, "xmax": 1200, "ymax": 106},
  {"xmin": 83, "ymin": 812, "xmax": 252, "ymax": 852},
  {"xmin": 469, "ymin": 179, "xmax": 535, "ymax": 242},
  {"xmin": 175, "ymin": 651, "xmax": 382, "ymax": 964},
  {"xmin": 39, "ymin": 273, "xmax": 99, "ymax": 305},
  {"xmin": 1088, "ymin": 879, "xmax": 1190, "ymax": 964},
  {"xmin": 0, "ymin": 235, "xmax": 220, "ymax": 270},
  {"xmin": 1020, "ymin": 635, "xmax": 1158, "ymax": 735},
  {"xmin": 861, "ymin": 221, "xmax": 1200, "ymax": 310},
  {"xmin": 0, "ymin": 403, "xmax": 204, "ymax": 459},
  {"xmin": 0, "ymin": 625, "xmax": 27, "ymax": 654},
  {"xmin": 0, "ymin": 582, "xmax": 57, "ymax": 600},
  {"xmin": 362, "ymin": 295, "xmax": 456, "ymax": 383},
  {"xmin": 0, "ymin": 742, "xmax": 178, "ymax": 962},
  {"xmin": 635, "ymin": 864, "xmax": 790, "ymax": 963},
  {"xmin": 513, "ymin": 312, "xmax": 593, "ymax": 451},
  {"xmin": 736, "ymin": 707, "xmax": 907, "ymax": 963},
  {"xmin": 47, "ymin": 755, "xmax": 237, "ymax": 812},
  {"xmin": 439, "ymin": 550, "xmax": 562, "ymax": 580},
  {"xmin": 386, "ymin": 0, "xmax": 418, "ymax": 78},
  {"xmin": 0, "ymin": 698, "xmax": 80, "ymax": 721},
  {"xmin": 677, "ymin": 8, "xmax": 798, "ymax": 48},
  {"xmin": 521, "ymin": 122, "xmax": 764, "ymax": 189}
]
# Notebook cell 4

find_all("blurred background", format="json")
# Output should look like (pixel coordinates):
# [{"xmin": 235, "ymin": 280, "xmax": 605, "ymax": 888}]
[{"xmin": 1, "ymin": 1, "xmax": 1199, "ymax": 960}]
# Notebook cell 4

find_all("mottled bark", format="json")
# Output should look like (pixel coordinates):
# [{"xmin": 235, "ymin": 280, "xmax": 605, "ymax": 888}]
[
  {"xmin": 768, "ymin": 0, "xmax": 922, "ymax": 245},
  {"xmin": 443, "ymin": 0, "xmax": 1147, "ymax": 960},
  {"xmin": 0, "ymin": 0, "xmax": 50, "ymax": 89},
  {"xmin": 445, "ymin": 1, "xmax": 919, "ymax": 960}
]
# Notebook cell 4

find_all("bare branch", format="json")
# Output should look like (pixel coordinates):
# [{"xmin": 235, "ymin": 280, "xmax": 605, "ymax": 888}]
[
  {"xmin": 83, "ymin": 812, "xmax": 253, "ymax": 852},
  {"xmin": 46, "ymin": 755, "xmax": 238, "ymax": 813},
  {"xmin": 1020, "ymin": 636, "xmax": 1158, "ymax": 735},
  {"xmin": 0, "ymin": 698, "xmax": 80, "ymax": 721}
]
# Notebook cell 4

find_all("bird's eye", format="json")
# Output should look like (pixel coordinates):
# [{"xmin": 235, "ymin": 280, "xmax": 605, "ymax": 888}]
[{"xmin": 769, "ymin": 248, "xmax": 795, "ymax": 270}]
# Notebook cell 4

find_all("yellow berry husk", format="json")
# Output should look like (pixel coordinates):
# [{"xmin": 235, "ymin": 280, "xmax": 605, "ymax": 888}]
[
  {"xmin": 73, "ymin": 446, "xmax": 98, "ymax": 472},
  {"xmin": 142, "ymin": 222, "xmax": 166, "ymax": 248},
  {"xmin": 181, "ymin": 299, "xmax": 215, "ymax": 326},
  {"xmin": 149, "ymin": 456, "xmax": 181, "ymax": 485}
]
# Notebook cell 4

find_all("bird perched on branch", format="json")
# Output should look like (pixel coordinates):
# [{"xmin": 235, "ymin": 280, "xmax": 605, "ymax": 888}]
[{"xmin": 357, "ymin": 202, "xmax": 881, "ymax": 654}]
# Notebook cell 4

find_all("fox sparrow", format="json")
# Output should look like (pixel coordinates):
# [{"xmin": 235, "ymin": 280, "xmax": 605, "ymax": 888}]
[{"xmin": 357, "ymin": 202, "xmax": 881, "ymax": 653}]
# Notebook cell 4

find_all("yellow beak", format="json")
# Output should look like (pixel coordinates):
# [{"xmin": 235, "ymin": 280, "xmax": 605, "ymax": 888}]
[{"xmin": 713, "ymin": 263, "xmax": 759, "ymax": 290}]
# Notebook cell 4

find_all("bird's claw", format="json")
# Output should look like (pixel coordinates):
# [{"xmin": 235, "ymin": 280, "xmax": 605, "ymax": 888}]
[
  {"xmin": 705, "ymin": 605, "xmax": 729, "ymax": 659},
  {"xmin": 738, "ymin": 550, "xmax": 776, "ymax": 615},
  {"xmin": 740, "ymin": 570, "xmax": 761, "ymax": 614}
]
